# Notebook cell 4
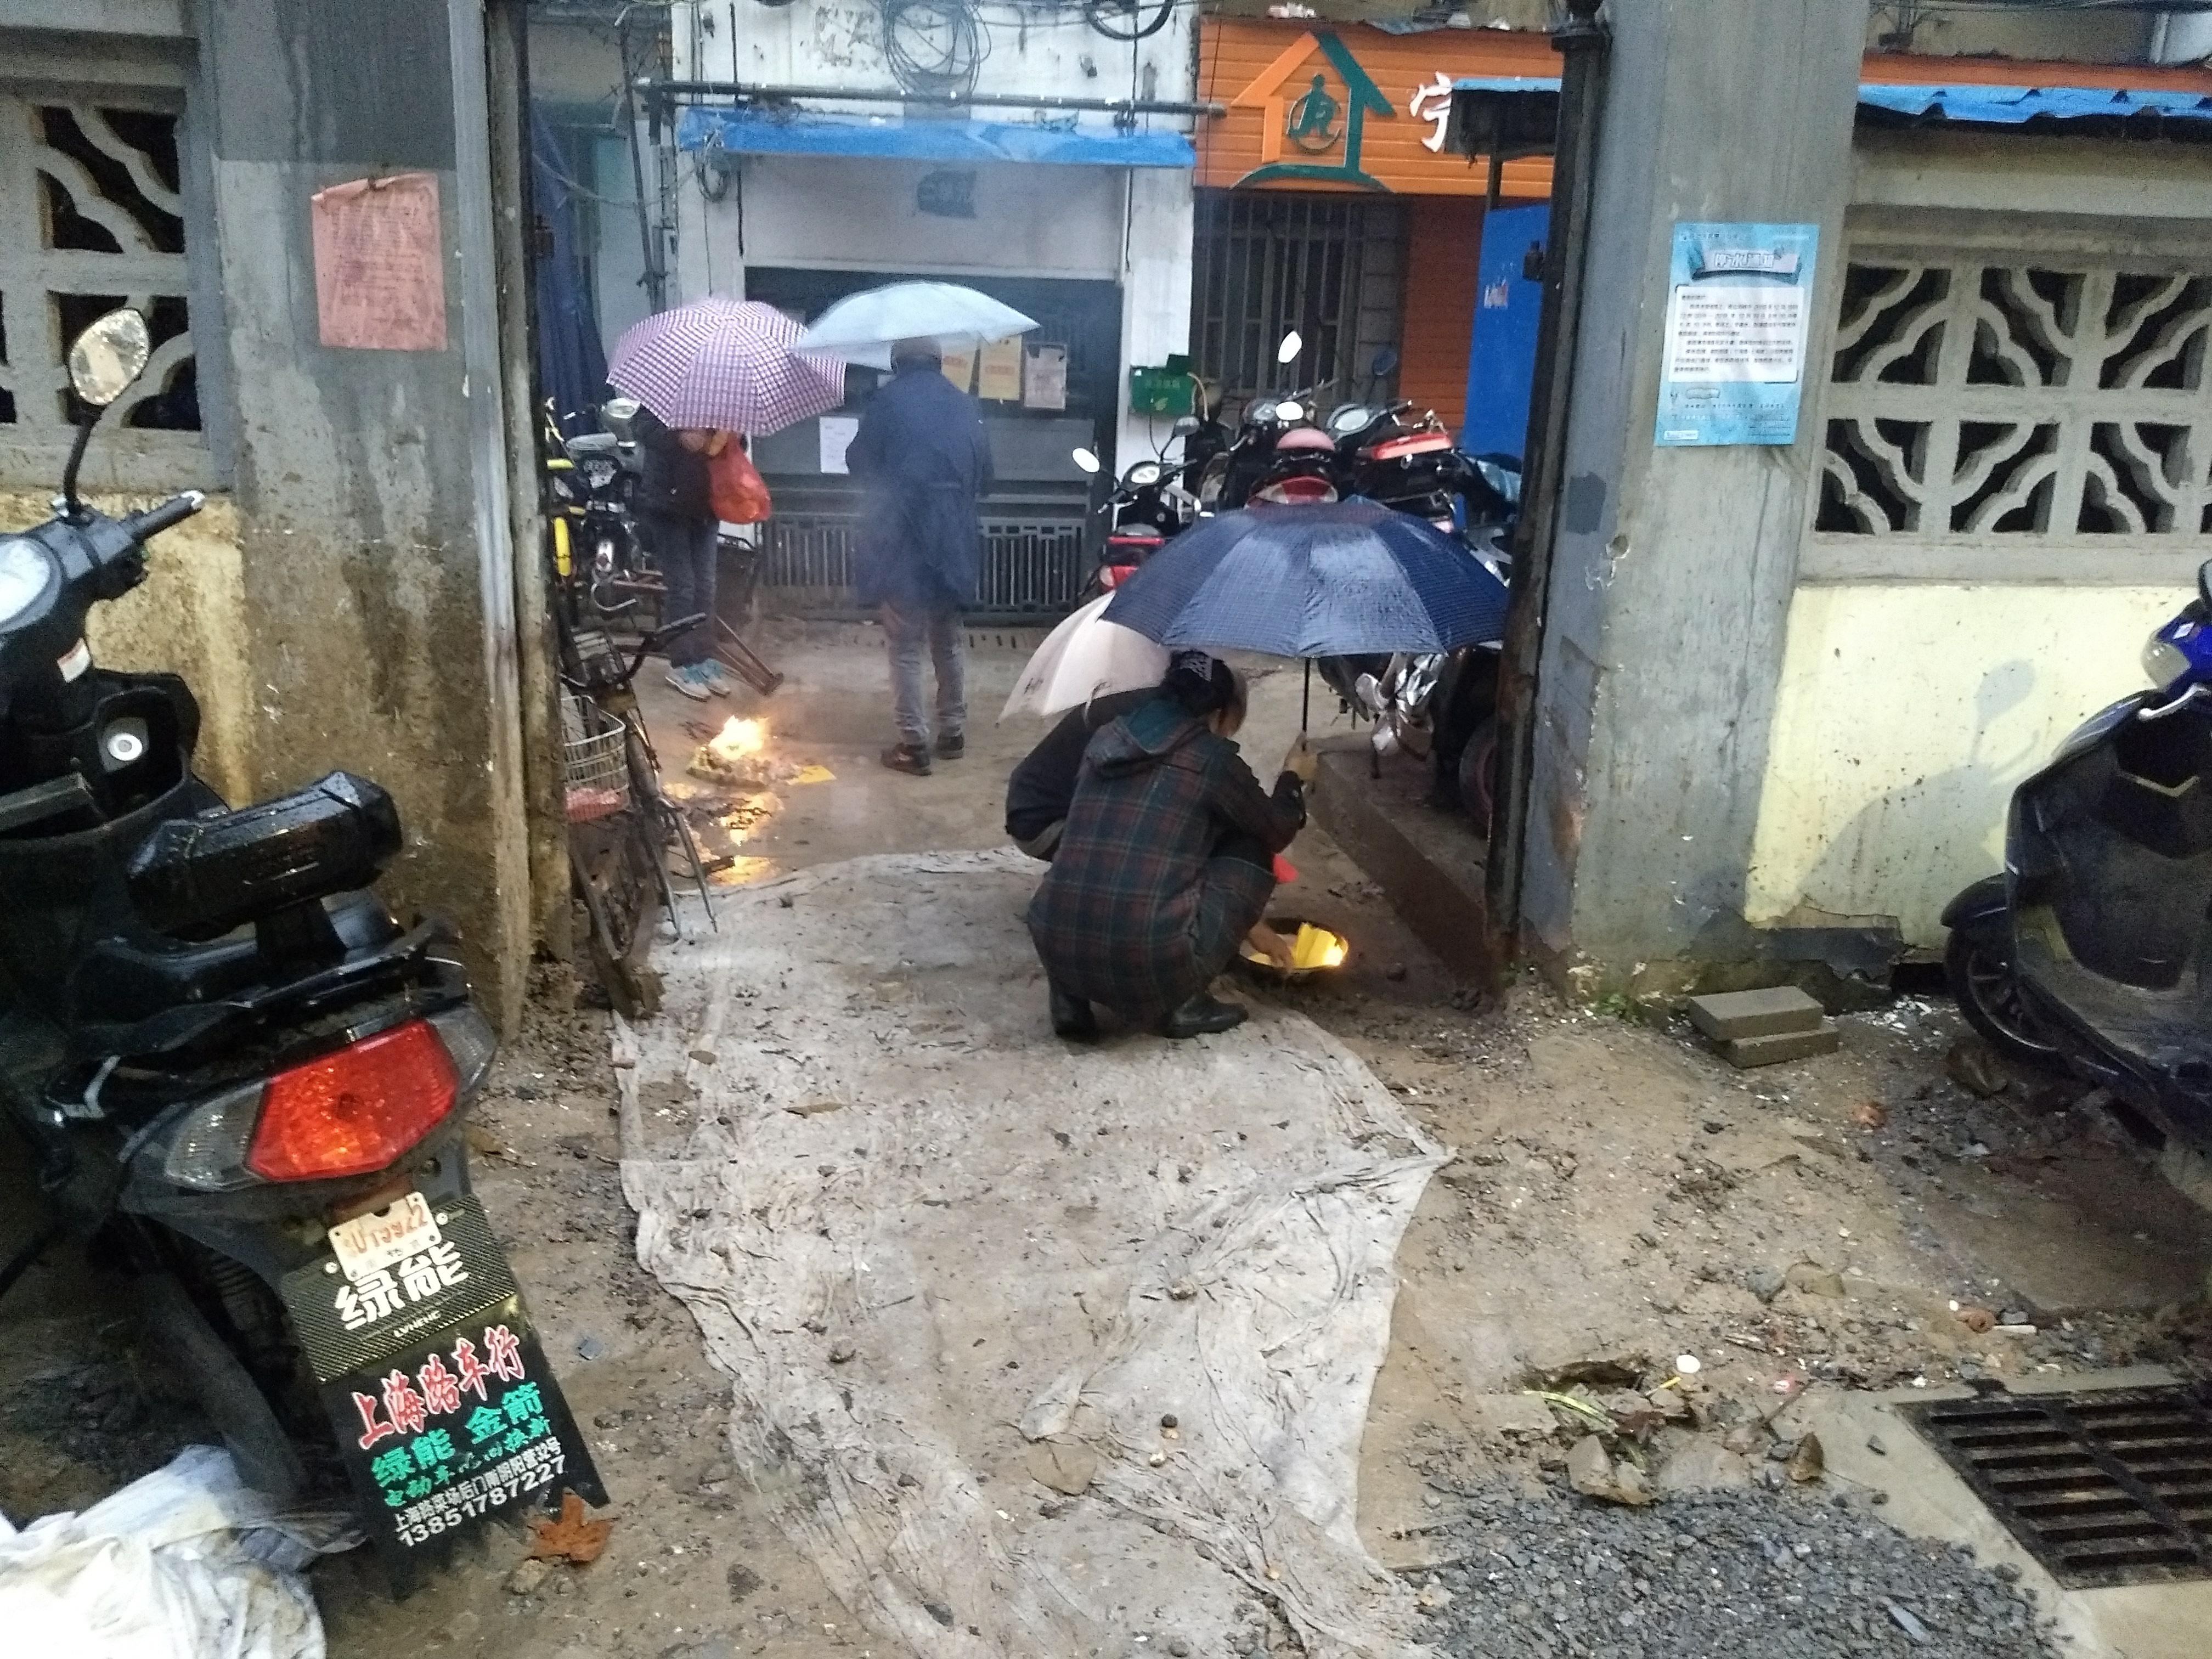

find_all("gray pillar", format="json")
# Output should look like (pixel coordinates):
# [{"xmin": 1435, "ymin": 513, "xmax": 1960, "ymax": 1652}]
[
  {"xmin": 191, "ymin": 0, "xmax": 536, "ymax": 1026},
  {"xmin": 1521, "ymin": 0, "xmax": 1864, "ymax": 995}
]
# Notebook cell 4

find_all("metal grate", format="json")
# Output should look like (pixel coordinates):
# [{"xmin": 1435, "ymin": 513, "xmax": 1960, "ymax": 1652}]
[
  {"xmin": 760, "ymin": 512, "xmax": 1088, "ymax": 620},
  {"xmin": 1899, "ymin": 1384, "xmax": 2212, "ymax": 1588}
]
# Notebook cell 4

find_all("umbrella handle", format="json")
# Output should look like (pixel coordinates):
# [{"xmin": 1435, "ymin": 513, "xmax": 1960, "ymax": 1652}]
[{"xmin": 1302, "ymin": 658, "xmax": 1311, "ymax": 733}]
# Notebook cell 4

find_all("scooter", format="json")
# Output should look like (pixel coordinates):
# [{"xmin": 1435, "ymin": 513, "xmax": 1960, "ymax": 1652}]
[
  {"xmin": 1073, "ymin": 431, "xmax": 1201, "ymax": 594},
  {"xmin": 544, "ymin": 396, "xmax": 648, "ymax": 625},
  {"xmin": 1944, "ymin": 560, "xmax": 2212, "ymax": 1160},
  {"xmin": 0, "ymin": 309, "xmax": 603, "ymax": 1581}
]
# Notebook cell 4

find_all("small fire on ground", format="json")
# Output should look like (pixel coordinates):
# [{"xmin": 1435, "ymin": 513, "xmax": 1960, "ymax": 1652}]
[{"xmin": 709, "ymin": 716, "xmax": 765, "ymax": 760}]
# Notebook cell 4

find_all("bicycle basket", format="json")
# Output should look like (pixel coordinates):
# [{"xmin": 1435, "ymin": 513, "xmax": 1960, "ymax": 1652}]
[{"xmin": 562, "ymin": 693, "xmax": 631, "ymax": 823}]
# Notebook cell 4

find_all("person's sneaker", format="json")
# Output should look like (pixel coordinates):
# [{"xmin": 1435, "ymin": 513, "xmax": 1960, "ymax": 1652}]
[
  {"xmin": 1160, "ymin": 992, "xmax": 1248, "ymax": 1039},
  {"xmin": 665, "ymin": 663, "xmax": 712, "ymax": 701},
  {"xmin": 880, "ymin": 743, "xmax": 932, "ymax": 776},
  {"xmin": 934, "ymin": 732, "xmax": 966, "ymax": 760},
  {"xmin": 696, "ymin": 660, "xmax": 736, "ymax": 698}
]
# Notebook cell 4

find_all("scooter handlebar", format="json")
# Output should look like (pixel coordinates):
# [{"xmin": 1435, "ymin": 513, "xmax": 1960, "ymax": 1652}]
[{"xmin": 121, "ymin": 491, "xmax": 206, "ymax": 543}]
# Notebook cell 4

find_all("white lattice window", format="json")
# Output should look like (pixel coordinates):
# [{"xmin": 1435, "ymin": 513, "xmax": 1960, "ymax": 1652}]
[
  {"xmin": 0, "ymin": 89, "xmax": 202, "ymax": 487},
  {"xmin": 1814, "ymin": 240, "xmax": 2212, "ymax": 577}
]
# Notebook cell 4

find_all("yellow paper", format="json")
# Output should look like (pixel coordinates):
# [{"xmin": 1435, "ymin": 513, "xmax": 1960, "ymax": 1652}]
[
  {"xmin": 977, "ymin": 336, "xmax": 1023, "ymax": 401},
  {"xmin": 791, "ymin": 764, "xmax": 836, "ymax": 785}
]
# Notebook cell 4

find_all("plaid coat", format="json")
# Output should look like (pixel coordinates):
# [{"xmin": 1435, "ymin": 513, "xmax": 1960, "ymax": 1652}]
[{"xmin": 1027, "ymin": 697, "xmax": 1305, "ymax": 1020}]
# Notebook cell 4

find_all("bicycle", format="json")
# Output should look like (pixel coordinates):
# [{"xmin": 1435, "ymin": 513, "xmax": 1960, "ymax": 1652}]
[{"xmin": 557, "ymin": 610, "xmax": 718, "ymax": 1015}]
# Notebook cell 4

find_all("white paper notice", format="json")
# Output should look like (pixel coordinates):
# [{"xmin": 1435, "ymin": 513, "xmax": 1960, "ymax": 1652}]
[
  {"xmin": 818, "ymin": 415, "xmax": 858, "ymax": 475},
  {"xmin": 1023, "ymin": 345, "xmax": 1068, "ymax": 411},
  {"xmin": 1661, "ymin": 282, "xmax": 1808, "ymax": 383}
]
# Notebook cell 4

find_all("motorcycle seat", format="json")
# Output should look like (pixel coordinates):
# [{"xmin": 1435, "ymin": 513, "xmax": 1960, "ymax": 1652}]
[{"xmin": 566, "ymin": 432, "xmax": 619, "ymax": 456}]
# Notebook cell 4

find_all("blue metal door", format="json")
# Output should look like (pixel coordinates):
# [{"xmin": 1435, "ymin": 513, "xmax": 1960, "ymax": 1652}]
[{"xmin": 1459, "ymin": 203, "xmax": 1550, "ymax": 461}]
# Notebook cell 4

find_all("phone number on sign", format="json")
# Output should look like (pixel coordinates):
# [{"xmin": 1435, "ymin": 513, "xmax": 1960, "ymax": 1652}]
[{"xmin": 394, "ymin": 1440, "xmax": 566, "ymax": 1546}]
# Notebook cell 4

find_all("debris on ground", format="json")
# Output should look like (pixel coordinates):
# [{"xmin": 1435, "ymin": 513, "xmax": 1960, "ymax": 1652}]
[
  {"xmin": 525, "ymin": 1489, "xmax": 614, "ymax": 1565},
  {"xmin": 1413, "ymin": 1486, "xmax": 2061, "ymax": 1658}
]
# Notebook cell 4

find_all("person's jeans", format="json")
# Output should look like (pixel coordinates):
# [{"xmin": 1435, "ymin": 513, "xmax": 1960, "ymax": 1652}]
[
  {"xmin": 881, "ymin": 602, "xmax": 965, "ymax": 748},
  {"xmin": 642, "ymin": 513, "xmax": 718, "ymax": 668}
]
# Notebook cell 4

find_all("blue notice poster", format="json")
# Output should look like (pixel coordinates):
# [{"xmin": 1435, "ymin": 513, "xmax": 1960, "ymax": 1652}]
[{"xmin": 1654, "ymin": 222, "xmax": 1820, "ymax": 447}]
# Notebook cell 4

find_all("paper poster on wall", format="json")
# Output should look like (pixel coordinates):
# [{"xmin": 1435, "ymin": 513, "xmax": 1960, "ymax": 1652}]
[
  {"xmin": 939, "ymin": 347, "xmax": 976, "ymax": 393},
  {"xmin": 1022, "ymin": 345, "xmax": 1068, "ymax": 411},
  {"xmin": 1654, "ymin": 222, "xmax": 1819, "ymax": 447},
  {"xmin": 310, "ymin": 173, "xmax": 448, "ymax": 352},
  {"xmin": 977, "ymin": 336, "xmax": 1024, "ymax": 402},
  {"xmin": 817, "ymin": 415, "xmax": 859, "ymax": 475}
]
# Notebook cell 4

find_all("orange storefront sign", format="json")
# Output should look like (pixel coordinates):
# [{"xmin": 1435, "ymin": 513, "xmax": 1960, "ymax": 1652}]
[{"xmin": 1196, "ymin": 19, "xmax": 1560, "ymax": 198}]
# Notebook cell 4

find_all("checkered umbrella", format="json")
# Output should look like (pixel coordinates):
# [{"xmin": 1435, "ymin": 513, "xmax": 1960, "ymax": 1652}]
[{"xmin": 606, "ymin": 298, "xmax": 847, "ymax": 436}]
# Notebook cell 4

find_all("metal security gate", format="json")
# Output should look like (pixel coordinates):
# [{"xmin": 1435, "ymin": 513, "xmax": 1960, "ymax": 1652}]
[
  {"xmin": 761, "ymin": 510, "xmax": 1088, "ymax": 620},
  {"xmin": 1189, "ymin": 190, "xmax": 1406, "ymax": 407}
]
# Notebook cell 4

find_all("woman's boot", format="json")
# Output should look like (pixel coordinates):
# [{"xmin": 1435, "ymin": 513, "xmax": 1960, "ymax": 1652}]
[
  {"xmin": 1049, "ymin": 980, "xmax": 1099, "ymax": 1041},
  {"xmin": 1161, "ymin": 993, "xmax": 1246, "ymax": 1039}
]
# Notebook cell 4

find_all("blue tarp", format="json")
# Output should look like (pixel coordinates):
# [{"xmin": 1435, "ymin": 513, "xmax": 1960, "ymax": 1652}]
[
  {"xmin": 1453, "ymin": 74, "xmax": 2212, "ymax": 128},
  {"xmin": 676, "ymin": 105, "xmax": 1195, "ymax": 167},
  {"xmin": 1853, "ymin": 82, "xmax": 2212, "ymax": 125}
]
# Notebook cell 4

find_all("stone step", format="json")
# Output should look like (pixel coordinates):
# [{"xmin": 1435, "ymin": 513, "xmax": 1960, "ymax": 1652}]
[
  {"xmin": 1719, "ymin": 1019, "xmax": 1841, "ymax": 1069},
  {"xmin": 1686, "ymin": 985, "xmax": 1826, "ymax": 1041}
]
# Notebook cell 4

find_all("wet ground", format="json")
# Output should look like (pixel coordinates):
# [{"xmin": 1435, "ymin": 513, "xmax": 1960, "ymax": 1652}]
[{"xmin": 2, "ymin": 622, "xmax": 2208, "ymax": 1657}]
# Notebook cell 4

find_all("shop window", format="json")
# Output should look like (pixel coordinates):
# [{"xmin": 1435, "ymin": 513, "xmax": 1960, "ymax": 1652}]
[
  {"xmin": 1815, "ymin": 247, "xmax": 2212, "ymax": 556},
  {"xmin": 1189, "ymin": 190, "xmax": 1403, "ymax": 410},
  {"xmin": 0, "ymin": 92, "xmax": 203, "ymax": 486}
]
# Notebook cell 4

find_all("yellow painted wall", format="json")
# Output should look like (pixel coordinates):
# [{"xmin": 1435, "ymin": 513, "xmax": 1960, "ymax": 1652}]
[
  {"xmin": 1746, "ymin": 583, "xmax": 2178, "ymax": 946},
  {"xmin": 0, "ymin": 490, "xmax": 254, "ymax": 806}
]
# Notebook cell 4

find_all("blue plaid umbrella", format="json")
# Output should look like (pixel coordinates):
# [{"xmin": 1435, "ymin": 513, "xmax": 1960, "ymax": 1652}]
[{"xmin": 1101, "ymin": 500, "xmax": 1509, "ymax": 658}]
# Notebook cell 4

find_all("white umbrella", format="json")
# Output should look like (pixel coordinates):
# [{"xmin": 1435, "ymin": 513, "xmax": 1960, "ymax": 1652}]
[
  {"xmin": 797, "ymin": 281, "xmax": 1039, "ymax": 371},
  {"xmin": 1000, "ymin": 592, "xmax": 1170, "ymax": 721}
]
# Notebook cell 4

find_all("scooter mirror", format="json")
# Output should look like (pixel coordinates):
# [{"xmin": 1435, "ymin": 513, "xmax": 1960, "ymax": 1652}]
[
  {"xmin": 1276, "ymin": 330, "xmax": 1302, "ymax": 365},
  {"xmin": 1170, "ymin": 416, "xmax": 1200, "ymax": 437},
  {"xmin": 2199, "ymin": 557, "xmax": 2212, "ymax": 611},
  {"xmin": 1368, "ymin": 346, "xmax": 1400, "ymax": 379},
  {"xmin": 67, "ymin": 308, "xmax": 152, "ymax": 408},
  {"xmin": 1071, "ymin": 447, "xmax": 1101, "ymax": 475}
]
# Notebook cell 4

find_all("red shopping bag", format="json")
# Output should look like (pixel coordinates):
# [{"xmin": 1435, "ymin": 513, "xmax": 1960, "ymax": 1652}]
[{"xmin": 708, "ymin": 439, "xmax": 772, "ymax": 524}]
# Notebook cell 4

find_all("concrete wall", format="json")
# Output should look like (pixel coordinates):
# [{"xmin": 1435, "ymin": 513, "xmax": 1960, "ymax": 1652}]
[
  {"xmin": 1738, "ymin": 130, "xmax": 2212, "ymax": 953},
  {"xmin": 1866, "ymin": 6, "xmax": 2153, "ymax": 65},
  {"xmin": 1745, "ymin": 585, "xmax": 2175, "ymax": 945},
  {"xmin": 1522, "ymin": 0, "xmax": 1865, "ymax": 997},
  {"xmin": 180, "ymin": 0, "xmax": 539, "ymax": 1025}
]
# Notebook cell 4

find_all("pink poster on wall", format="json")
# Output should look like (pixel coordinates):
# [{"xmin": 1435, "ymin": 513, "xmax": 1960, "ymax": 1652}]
[{"xmin": 311, "ymin": 172, "xmax": 448, "ymax": 352}]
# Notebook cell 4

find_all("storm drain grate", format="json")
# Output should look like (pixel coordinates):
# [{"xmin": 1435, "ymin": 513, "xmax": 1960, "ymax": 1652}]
[{"xmin": 1898, "ymin": 1384, "xmax": 2212, "ymax": 1589}]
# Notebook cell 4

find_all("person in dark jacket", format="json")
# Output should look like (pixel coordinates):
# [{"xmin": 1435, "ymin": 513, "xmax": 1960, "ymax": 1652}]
[
  {"xmin": 634, "ymin": 407, "xmax": 731, "ymax": 700},
  {"xmin": 1028, "ymin": 659, "xmax": 1316, "ymax": 1040},
  {"xmin": 1005, "ymin": 685, "xmax": 1159, "ymax": 859},
  {"xmin": 845, "ymin": 337, "xmax": 994, "ymax": 776}
]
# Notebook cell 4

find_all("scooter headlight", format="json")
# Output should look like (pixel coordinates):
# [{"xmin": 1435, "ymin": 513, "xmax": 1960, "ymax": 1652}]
[
  {"xmin": 2143, "ymin": 633, "xmax": 2191, "ymax": 690},
  {"xmin": 0, "ymin": 536, "xmax": 55, "ymax": 628},
  {"xmin": 1124, "ymin": 461, "xmax": 1163, "ymax": 488}
]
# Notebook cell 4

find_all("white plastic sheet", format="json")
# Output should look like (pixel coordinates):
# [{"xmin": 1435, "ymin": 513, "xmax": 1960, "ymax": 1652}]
[
  {"xmin": 0, "ymin": 1445, "xmax": 354, "ymax": 1659},
  {"xmin": 623, "ymin": 851, "xmax": 1448, "ymax": 1657}
]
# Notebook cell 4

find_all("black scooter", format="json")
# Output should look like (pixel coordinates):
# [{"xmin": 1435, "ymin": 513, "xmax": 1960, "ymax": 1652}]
[
  {"xmin": 1944, "ymin": 558, "xmax": 2212, "ymax": 1161},
  {"xmin": 0, "ymin": 308, "xmax": 602, "ymax": 1581}
]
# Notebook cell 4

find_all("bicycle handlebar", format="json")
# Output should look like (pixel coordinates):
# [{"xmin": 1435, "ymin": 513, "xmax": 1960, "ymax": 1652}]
[{"xmin": 121, "ymin": 491, "xmax": 205, "ymax": 541}]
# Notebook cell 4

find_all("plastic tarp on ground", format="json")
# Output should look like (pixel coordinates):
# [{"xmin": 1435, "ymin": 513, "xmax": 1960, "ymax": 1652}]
[
  {"xmin": 0, "ymin": 1446, "xmax": 356, "ymax": 1659},
  {"xmin": 620, "ymin": 850, "xmax": 1448, "ymax": 1658}
]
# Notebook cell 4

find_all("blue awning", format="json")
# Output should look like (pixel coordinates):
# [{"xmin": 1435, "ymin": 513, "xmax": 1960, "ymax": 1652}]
[
  {"xmin": 676, "ymin": 105, "xmax": 1195, "ymax": 167},
  {"xmin": 1453, "ymin": 74, "xmax": 2212, "ymax": 129},
  {"xmin": 1854, "ymin": 82, "xmax": 2212, "ymax": 125}
]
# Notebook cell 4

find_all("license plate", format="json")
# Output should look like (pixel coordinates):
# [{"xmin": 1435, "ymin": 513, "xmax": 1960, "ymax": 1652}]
[{"xmin": 329, "ymin": 1191, "xmax": 441, "ymax": 1284}]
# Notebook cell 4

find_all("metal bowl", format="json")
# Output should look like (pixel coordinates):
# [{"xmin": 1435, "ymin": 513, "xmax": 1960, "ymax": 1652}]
[{"xmin": 1235, "ymin": 916, "xmax": 1350, "ymax": 983}]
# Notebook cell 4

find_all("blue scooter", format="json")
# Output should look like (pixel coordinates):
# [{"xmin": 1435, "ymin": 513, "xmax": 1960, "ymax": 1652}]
[{"xmin": 1944, "ymin": 559, "xmax": 2212, "ymax": 1159}]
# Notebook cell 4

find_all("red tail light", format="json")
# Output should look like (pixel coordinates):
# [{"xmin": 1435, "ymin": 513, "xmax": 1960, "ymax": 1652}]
[
  {"xmin": 247, "ymin": 1019, "xmax": 459, "ymax": 1182},
  {"xmin": 1256, "ymin": 475, "xmax": 1337, "ymax": 504},
  {"xmin": 1370, "ymin": 432, "xmax": 1451, "ymax": 460},
  {"xmin": 1100, "ymin": 563, "xmax": 1139, "ymax": 589}
]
